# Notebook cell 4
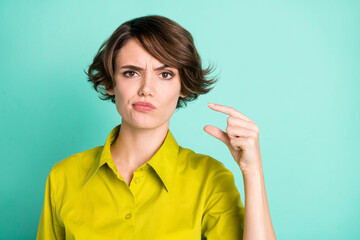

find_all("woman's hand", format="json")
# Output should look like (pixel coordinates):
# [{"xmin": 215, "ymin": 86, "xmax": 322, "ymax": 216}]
[
  {"xmin": 204, "ymin": 102, "xmax": 277, "ymax": 239},
  {"xmin": 203, "ymin": 102, "xmax": 262, "ymax": 173}
]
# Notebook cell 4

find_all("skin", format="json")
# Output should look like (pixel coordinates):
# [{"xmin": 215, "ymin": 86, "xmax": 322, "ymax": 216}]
[
  {"xmin": 107, "ymin": 37, "xmax": 276, "ymax": 239},
  {"xmin": 106, "ymin": 37, "xmax": 186, "ymax": 185},
  {"xmin": 204, "ymin": 103, "xmax": 276, "ymax": 239}
]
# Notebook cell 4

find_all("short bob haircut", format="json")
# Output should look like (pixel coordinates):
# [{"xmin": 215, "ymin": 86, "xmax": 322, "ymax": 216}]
[{"xmin": 85, "ymin": 15, "xmax": 218, "ymax": 109}]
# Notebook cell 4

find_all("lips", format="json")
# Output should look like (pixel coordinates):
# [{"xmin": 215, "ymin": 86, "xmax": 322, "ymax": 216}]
[{"xmin": 133, "ymin": 102, "xmax": 156, "ymax": 109}]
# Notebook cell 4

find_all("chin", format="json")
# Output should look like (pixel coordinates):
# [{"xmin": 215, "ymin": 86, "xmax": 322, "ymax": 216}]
[{"xmin": 123, "ymin": 117, "xmax": 167, "ymax": 130}]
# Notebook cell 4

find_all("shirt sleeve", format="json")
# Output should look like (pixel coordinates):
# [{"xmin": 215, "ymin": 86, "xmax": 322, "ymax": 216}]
[
  {"xmin": 36, "ymin": 166, "xmax": 65, "ymax": 240},
  {"xmin": 201, "ymin": 161, "xmax": 245, "ymax": 240}
]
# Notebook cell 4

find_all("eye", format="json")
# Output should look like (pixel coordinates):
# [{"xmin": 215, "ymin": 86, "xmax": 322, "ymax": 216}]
[
  {"xmin": 123, "ymin": 71, "xmax": 138, "ymax": 77},
  {"xmin": 160, "ymin": 71, "xmax": 174, "ymax": 80}
]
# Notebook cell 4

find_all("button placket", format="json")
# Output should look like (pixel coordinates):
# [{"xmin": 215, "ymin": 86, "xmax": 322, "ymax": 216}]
[
  {"xmin": 125, "ymin": 212, "xmax": 132, "ymax": 219},
  {"xmin": 134, "ymin": 167, "xmax": 146, "ymax": 184},
  {"xmin": 134, "ymin": 177, "xmax": 141, "ymax": 184},
  {"xmin": 130, "ymin": 171, "xmax": 142, "ymax": 189}
]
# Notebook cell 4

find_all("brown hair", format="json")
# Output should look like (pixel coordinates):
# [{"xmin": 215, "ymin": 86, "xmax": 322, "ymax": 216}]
[{"xmin": 84, "ymin": 15, "xmax": 218, "ymax": 109}]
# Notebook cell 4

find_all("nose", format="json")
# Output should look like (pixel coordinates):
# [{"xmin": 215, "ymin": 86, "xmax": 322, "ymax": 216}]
[{"xmin": 138, "ymin": 71, "xmax": 153, "ymax": 96}]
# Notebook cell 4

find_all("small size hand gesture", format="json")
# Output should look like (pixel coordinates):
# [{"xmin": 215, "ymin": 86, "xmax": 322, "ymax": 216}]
[{"xmin": 204, "ymin": 103, "xmax": 263, "ymax": 173}]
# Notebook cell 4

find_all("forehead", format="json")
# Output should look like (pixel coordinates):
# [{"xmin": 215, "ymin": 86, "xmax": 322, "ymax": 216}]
[{"xmin": 115, "ymin": 38, "xmax": 162, "ymax": 66}]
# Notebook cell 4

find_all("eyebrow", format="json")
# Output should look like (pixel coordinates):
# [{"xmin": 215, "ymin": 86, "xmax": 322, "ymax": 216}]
[{"xmin": 119, "ymin": 64, "xmax": 170, "ymax": 71}]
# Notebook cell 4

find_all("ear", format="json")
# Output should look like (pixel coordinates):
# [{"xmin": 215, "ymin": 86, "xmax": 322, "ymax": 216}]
[
  {"xmin": 106, "ymin": 88, "xmax": 115, "ymax": 96},
  {"xmin": 180, "ymin": 92, "xmax": 187, "ymax": 98},
  {"xmin": 106, "ymin": 89, "xmax": 115, "ymax": 95}
]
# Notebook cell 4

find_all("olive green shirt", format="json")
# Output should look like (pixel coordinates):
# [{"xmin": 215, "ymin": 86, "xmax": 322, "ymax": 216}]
[{"xmin": 37, "ymin": 124, "xmax": 244, "ymax": 239}]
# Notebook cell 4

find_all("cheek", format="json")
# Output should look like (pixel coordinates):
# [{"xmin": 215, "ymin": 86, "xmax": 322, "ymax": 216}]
[
  {"xmin": 113, "ymin": 87, "xmax": 130, "ymax": 112},
  {"xmin": 114, "ymin": 83, "xmax": 132, "ymax": 101},
  {"xmin": 160, "ymin": 89, "xmax": 181, "ymax": 112}
]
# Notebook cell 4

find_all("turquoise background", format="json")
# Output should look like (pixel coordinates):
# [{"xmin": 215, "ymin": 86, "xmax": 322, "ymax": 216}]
[{"xmin": 1, "ymin": 0, "xmax": 359, "ymax": 239}]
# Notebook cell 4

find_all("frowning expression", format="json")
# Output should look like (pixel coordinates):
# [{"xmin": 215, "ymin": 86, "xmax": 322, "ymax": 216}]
[{"xmin": 106, "ymin": 38, "xmax": 186, "ymax": 129}]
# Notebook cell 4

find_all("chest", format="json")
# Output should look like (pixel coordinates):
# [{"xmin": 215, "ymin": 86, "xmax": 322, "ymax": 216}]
[{"xmin": 115, "ymin": 163, "xmax": 135, "ymax": 186}]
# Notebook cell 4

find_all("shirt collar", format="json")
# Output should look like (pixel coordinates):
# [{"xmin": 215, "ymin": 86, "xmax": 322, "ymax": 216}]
[{"xmin": 83, "ymin": 124, "xmax": 179, "ymax": 192}]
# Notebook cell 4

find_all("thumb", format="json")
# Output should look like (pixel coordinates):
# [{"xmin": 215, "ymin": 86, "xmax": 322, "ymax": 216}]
[{"xmin": 203, "ymin": 125, "xmax": 230, "ymax": 146}]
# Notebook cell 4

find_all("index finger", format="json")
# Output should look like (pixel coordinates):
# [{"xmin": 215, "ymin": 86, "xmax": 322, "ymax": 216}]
[{"xmin": 208, "ymin": 103, "xmax": 252, "ymax": 122}]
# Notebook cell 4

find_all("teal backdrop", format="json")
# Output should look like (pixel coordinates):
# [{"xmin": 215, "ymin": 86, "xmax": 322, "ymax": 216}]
[{"xmin": 1, "ymin": 0, "xmax": 359, "ymax": 239}]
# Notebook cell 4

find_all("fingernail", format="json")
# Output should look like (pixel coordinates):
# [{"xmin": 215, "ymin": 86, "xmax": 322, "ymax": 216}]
[{"xmin": 208, "ymin": 103, "xmax": 214, "ymax": 106}]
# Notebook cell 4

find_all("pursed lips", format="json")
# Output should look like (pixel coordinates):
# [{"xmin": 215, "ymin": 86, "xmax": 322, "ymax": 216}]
[{"xmin": 133, "ymin": 102, "xmax": 156, "ymax": 109}]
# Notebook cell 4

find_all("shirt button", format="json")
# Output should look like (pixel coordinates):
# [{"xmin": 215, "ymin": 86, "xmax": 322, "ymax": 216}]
[
  {"xmin": 135, "ymin": 178, "xmax": 140, "ymax": 184},
  {"xmin": 125, "ymin": 213, "xmax": 132, "ymax": 219}
]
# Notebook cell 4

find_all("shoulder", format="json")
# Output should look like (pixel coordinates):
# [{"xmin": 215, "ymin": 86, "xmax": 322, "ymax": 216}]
[
  {"xmin": 177, "ymin": 146, "xmax": 239, "ymax": 191},
  {"xmin": 177, "ymin": 145, "xmax": 230, "ymax": 177},
  {"xmin": 50, "ymin": 145, "xmax": 103, "ymax": 177},
  {"xmin": 177, "ymin": 146, "xmax": 241, "ymax": 205}
]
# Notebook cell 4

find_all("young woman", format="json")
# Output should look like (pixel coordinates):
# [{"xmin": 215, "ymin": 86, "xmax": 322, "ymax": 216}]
[{"xmin": 37, "ymin": 15, "xmax": 276, "ymax": 239}]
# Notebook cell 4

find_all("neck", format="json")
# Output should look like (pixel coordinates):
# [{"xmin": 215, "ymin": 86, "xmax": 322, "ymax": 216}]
[{"xmin": 110, "ymin": 120, "xmax": 170, "ymax": 169}]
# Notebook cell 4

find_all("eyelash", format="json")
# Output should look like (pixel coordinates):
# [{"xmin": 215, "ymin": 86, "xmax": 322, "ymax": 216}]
[{"xmin": 123, "ymin": 71, "xmax": 174, "ymax": 80}]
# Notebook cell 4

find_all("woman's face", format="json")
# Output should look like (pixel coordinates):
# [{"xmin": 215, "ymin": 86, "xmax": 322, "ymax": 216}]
[{"xmin": 107, "ymin": 38, "xmax": 186, "ymax": 129}]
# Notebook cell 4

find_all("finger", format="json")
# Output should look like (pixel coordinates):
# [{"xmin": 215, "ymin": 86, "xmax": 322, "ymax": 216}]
[
  {"xmin": 229, "ymin": 137, "xmax": 249, "ymax": 151},
  {"xmin": 227, "ymin": 125, "xmax": 257, "ymax": 138},
  {"xmin": 208, "ymin": 103, "xmax": 252, "ymax": 122},
  {"xmin": 203, "ymin": 125, "xmax": 230, "ymax": 146},
  {"xmin": 227, "ymin": 116, "xmax": 258, "ymax": 132}
]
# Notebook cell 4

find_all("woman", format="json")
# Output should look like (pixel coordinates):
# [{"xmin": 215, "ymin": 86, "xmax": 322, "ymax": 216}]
[{"xmin": 37, "ymin": 15, "xmax": 276, "ymax": 239}]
